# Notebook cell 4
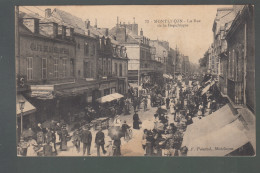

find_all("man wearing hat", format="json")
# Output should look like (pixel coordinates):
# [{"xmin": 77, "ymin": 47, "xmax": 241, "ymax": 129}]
[
  {"xmin": 95, "ymin": 128, "xmax": 107, "ymax": 156},
  {"xmin": 81, "ymin": 125, "xmax": 92, "ymax": 156}
]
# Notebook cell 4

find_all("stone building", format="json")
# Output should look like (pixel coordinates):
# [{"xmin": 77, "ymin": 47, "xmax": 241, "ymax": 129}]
[
  {"xmin": 110, "ymin": 20, "xmax": 163, "ymax": 87},
  {"xmin": 16, "ymin": 9, "xmax": 128, "ymax": 133},
  {"xmin": 215, "ymin": 5, "xmax": 255, "ymax": 152}
]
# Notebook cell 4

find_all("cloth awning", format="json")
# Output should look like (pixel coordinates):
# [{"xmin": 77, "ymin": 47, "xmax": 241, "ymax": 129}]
[
  {"xmin": 182, "ymin": 104, "xmax": 237, "ymax": 148},
  {"xmin": 97, "ymin": 93, "xmax": 124, "ymax": 103},
  {"xmin": 16, "ymin": 94, "xmax": 36, "ymax": 116},
  {"xmin": 185, "ymin": 119, "xmax": 249, "ymax": 156}
]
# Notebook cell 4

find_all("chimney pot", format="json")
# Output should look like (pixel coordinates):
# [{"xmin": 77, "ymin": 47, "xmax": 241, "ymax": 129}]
[
  {"xmin": 45, "ymin": 8, "xmax": 51, "ymax": 18},
  {"xmin": 140, "ymin": 28, "xmax": 143, "ymax": 36}
]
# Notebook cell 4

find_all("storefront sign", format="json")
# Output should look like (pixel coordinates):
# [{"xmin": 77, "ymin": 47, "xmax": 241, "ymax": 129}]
[
  {"xmin": 30, "ymin": 85, "xmax": 54, "ymax": 99},
  {"xmin": 30, "ymin": 43, "xmax": 70, "ymax": 55}
]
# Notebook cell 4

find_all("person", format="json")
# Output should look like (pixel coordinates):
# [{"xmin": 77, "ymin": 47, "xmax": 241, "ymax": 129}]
[
  {"xmin": 81, "ymin": 125, "xmax": 92, "ymax": 156},
  {"xmin": 95, "ymin": 128, "xmax": 107, "ymax": 156},
  {"xmin": 45, "ymin": 128, "xmax": 52, "ymax": 145},
  {"xmin": 145, "ymin": 130, "xmax": 154, "ymax": 156},
  {"xmin": 121, "ymin": 121, "xmax": 130, "ymax": 141},
  {"xmin": 113, "ymin": 115, "xmax": 121, "ymax": 127},
  {"xmin": 166, "ymin": 97, "xmax": 170, "ymax": 109},
  {"xmin": 124, "ymin": 98, "xmax": 130, "ymax": 115},
  {"xmin": 180, "ymin": 146, "xmax": 188, "ymax": 156},
  {"xmin": 60, "ymin": 126, "xmax": 69, "ymax": 151},
  {"xmin": 51, "ymin": 129, "xmax": 57, "ymax": 154},
  {"xmin": 72, "ymin": 129, "xmax": 81, "ymax": 153},
  {"xmin": 105, "ymin": 140, "xmax": 113, "ymax": 156},
  {"xmin": 142, "ymin": 129, "xmax": 148, "ymax": 155},
  {"xmin": 36, "ymin": 128, "xmax": 45, "ymax": 145},
  {"xmin": 143, "ymin": 97, "xmax": 148, "ymax": 111},
  {"xmin": 133, "ymin": 97, "xmax": 138, "ymax": 111},
  {"xmin": 113, "ymin": 137, "xmax": 121, "ymax": 156},
  {"xmin": 133, "ymin": 111, "xmax": 141, "ymax": 130},
  {"xmin": 26, "ymin": 137, "xmax": 38, "ymax": 156},
  {"xmin": 43, "ymin": 142, "xmax": 53, "ymax": 156},
  {"xmin": 186, "ymin": 116, "xmax": 193, "ymax": 126}
]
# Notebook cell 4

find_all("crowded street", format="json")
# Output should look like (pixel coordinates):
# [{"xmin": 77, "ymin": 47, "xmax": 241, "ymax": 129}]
[{"xmin": 16, "ymin": 5, "xmax": 255, "ymax": 157}]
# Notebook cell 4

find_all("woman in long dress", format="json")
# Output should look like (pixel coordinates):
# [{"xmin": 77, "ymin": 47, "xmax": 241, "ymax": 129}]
[
  {"xmin": 133, "ymin": 112, "xmax": 140, "ymax": 129},
  {"xmin": 26, "ymin": 138, "xmax": 38, "ymax": 156}
]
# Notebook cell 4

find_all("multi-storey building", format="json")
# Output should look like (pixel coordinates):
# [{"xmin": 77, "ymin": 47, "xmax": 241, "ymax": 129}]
[
  {"xmin": 214, "ymin": 5, "xmax": 255, "ymax": 152},
  {"xmin": 110, "ymin": 21, "xmax": 164, "ymax": 88},
  {"xmin": 16, "ymin": 9, "xmax": 128, "ymax": 134}
]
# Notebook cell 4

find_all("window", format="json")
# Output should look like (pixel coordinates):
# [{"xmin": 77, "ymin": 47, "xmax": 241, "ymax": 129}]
[
  {"xmin": 108, "ymin": 59, "xmax": 111, "ymax": 75},
  {"xmin": 78, "ymin": 43, "xmax": 80, "ymax": 49},
  {"xmin": 91, "ymin": 44, "xmax": 95, "ymax": 56},
  {"xmin": 62, "ymin": 59, "xmax": 67, "ymax": 78},
  {"xmin": 119, "ymin": 63, "xmax": 122, "ymax": 77},
  {"xmin": 103, "ymin": 59, "xmax": 106, "ymax": 75},
  {"xmin": 115, "ymin": 63, "xmax": 118, "ymax": 76},
  {"xmin": 70, "ymin": 59, "xmax": 75, "ymax": 77},
  {"xmin": 27, "ymin": 57, "xmax": 33, "ymax": 80},
  {"xmin": 42, "ymin": 58, "xmax": 47, "ymax": 79},
  {"xmin": 54, "ymin": 58, "xmax": 59, "ymax": 78},
  {"xmin": 84, "ymin": 42, "xmax": 89, "ymax": 56}
]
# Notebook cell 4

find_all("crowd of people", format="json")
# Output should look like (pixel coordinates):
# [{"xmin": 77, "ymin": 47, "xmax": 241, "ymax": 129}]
[
  {"xmin": 140, "ymin": 74, "xmax": 228, "ymax": 156},
  {"xmin": 17, "ymin": 73, "xmax": 228, "ymax": 157}
]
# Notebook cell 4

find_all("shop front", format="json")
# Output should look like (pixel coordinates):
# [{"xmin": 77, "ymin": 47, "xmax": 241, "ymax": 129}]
[{"xmin": 99, "ymin": 80, "xmax": 118, "ymax": 97}]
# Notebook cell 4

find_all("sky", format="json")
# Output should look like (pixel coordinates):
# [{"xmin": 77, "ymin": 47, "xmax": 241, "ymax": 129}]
[{"xmin": 20, "ymin": 5, "xmax": 232, "ymax": 64}]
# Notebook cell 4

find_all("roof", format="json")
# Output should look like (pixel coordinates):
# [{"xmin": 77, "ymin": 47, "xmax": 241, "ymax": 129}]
[
  {"xmin": 109, "ymin": 26, "xmax": 139, "ymax": 44},
  {"xmin": 213, "ymin": 7, "xmax": 237, "ymax": 34}
]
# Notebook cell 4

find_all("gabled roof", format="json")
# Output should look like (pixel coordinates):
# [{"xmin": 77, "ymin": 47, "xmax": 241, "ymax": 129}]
[{"xmin": 50, "ymin": 8, "xmax": 85, "ymax": 34}]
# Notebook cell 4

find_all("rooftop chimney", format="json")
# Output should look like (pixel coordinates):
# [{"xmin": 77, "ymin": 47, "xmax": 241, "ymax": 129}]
[
  {"xmin": 85, "ymin": 19, "xmax": 90, "ymax": 29},
  {"xmin": 45, "ymin": 8, "xmax": 51, "ymax": 18},
  {"xmin": 140, "ymin": 28, "xmax": 143, "ymax": 36},
  {"xmin": 94, "ymin": 18, "xmax": 97, "ymax": 28}
]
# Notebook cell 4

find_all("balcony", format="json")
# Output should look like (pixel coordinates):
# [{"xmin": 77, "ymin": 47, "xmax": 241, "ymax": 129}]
[{"xmin": 227, "ymin": 79, "xmax": 244, "ymax": 105}]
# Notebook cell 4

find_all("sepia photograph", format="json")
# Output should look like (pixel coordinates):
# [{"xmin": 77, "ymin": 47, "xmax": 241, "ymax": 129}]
[{"xmin": 15, "ymin": 5, "xmax": 255, "ymax": 157}]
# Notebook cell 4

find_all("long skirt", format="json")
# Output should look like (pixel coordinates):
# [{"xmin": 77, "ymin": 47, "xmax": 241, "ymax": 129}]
[{"xmin": 133, "ymin": 120, "xmax": 140, "ymax": 129}]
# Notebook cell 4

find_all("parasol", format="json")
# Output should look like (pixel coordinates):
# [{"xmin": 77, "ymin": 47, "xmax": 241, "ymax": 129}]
[
  {"xmin": 21, "ymin": 128, "xmax": 35, "ymax": 138},
  {"xmin": 108, "ymin": 126, "xmax": 123, "ymax": 140},
  {"xmin": 41, "ymin": 121, "xmax": 54, "ymax": 129}
]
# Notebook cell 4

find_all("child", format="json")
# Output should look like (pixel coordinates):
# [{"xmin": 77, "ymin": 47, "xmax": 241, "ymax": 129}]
[{"xmin": 105, "ymin": 140, "xmax": 113, "ymax": 156}]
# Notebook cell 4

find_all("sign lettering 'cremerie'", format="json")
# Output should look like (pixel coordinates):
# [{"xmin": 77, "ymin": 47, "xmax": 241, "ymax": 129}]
[{"xmin": 30, "ymin": 43, "xmax": 69, "ymax": 55}]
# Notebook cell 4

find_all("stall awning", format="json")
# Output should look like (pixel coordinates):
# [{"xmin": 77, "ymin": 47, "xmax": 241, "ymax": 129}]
[
  {"xmin": 182, "ymin": 104, "xmax": 238, "ymax": 148},
  {"xmin": 97, "ymin": 93, "xmax": 124, "ymax": 103},
  {"xmin": 201, "ymin": 80, "xmax": 215, "ymax": 95},
  {"xmin": 16, "ymin": 94, "xmax": 36, "ymax": 116},
  {"xmin": 185, "ymin": 119, "xmax": 249, "ymax": 156}
]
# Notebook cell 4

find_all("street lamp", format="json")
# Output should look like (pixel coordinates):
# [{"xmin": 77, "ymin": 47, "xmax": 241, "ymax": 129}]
[{"xmin": 19, "ymin": 100, "xmax": 25, "ymax": 135}]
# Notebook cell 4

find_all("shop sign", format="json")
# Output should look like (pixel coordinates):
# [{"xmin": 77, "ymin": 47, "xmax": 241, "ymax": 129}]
[
  {"xmin": 30, "ymin": 43, "xmax": 70, "ymax": 55},
  {"xmin": 30, "ymin": 85, "xmax": 54, "ymax": 99}
]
